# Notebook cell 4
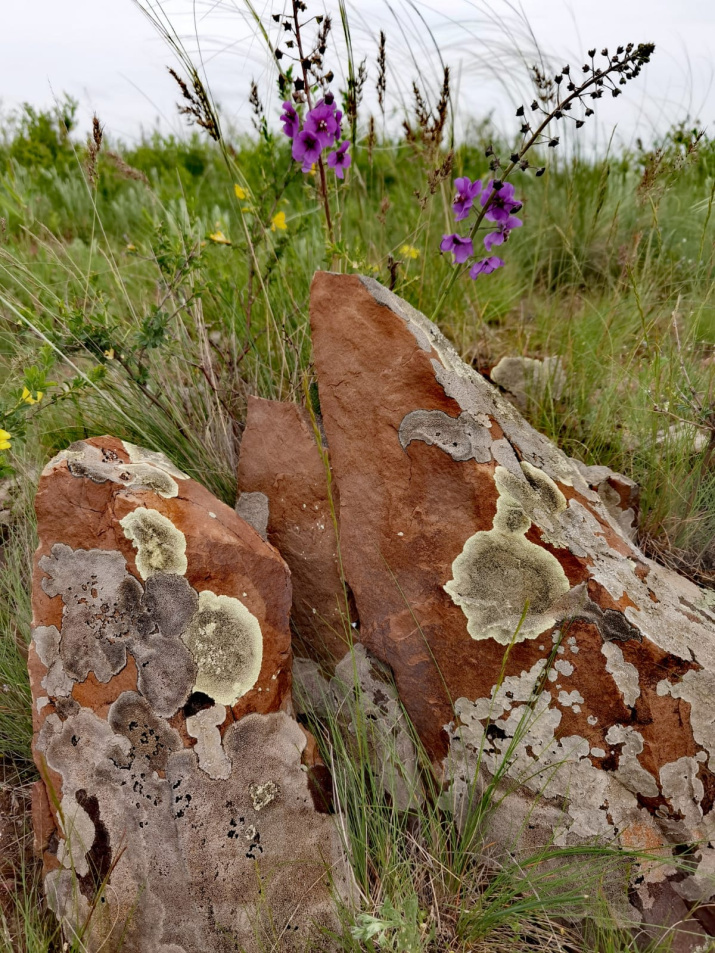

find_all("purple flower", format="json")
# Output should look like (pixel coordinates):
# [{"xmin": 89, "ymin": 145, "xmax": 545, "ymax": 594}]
[
  {"xmin": 292, "ymin": 129, "xmax": 322, "ymax": 169},
  {"xmin": 469, "ymin": 256, "xmax": 505, "ymax": 279},
  {"xmin": 480, "ymin": 181, "xmax": 522, "ymax": 225},
  {"xmin": 440, "ymin": 233, "xmax": 474, "ymax": 264},
  {"xmin": 327, "ymin": 140, "xmax": 351, "ymax": 179},
  {"xmin": 304, "ymin": 101, "xmax": 340, "ymax": 149},
  {"xmin": 483, "ymin": 214, "xmax": 523, "ymax": 251},
  {"xmin": 280, "ymin": 101, "xmax": 300, "ymax": 139},
  {"xmin": 453, "ymin": 176, "xmax": 482, "ymax": 221}
]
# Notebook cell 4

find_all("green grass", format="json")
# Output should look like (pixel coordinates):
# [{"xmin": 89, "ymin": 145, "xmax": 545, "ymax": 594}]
[{"xmin": 0, "ymin": 10, "xmax": 713, "ymax": 951}]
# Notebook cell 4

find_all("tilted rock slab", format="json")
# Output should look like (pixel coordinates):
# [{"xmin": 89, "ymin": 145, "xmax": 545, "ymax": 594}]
[
  {"xmin": 29, "ymin": 436, "xmax": 350, "ymax": 953},
  {"xmin": 241, "ymin": 273, "xmax": 715, "ymax": 940},
  {"xmin": 237, "ymin": 397, "xmax": 351, "ymax": 666}
]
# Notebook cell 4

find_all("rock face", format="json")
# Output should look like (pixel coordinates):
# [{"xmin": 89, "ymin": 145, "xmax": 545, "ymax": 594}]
[
  {"xmin": 238, "ymin": 273, "xmax": 715, "ymax": 940},
  {"xmin": 29, "ymin": 436, "xmax": 350, "ymax": 953},
  {"xmin": 237, "ymin": 397, "xmax": 352, "ymax": 666}
]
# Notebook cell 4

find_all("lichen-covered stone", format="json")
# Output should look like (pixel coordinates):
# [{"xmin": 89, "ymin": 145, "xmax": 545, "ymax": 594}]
[
  {"xmin": 30, "ymin": 436, "xmax": 350, "ymax": 952},
  {"xmin": 299, "ymin": 273, "xmax": 715, "ymax": 943}
]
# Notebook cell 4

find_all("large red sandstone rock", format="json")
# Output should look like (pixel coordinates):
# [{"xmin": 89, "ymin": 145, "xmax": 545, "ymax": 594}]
[
  {"xmin": 237, "ymin": 397, "xmax": 351, "ymax": 666},
  {"xmin": 239, "ymin": 273, "xmax": 715, "ymax": 941},
  {"xmin": 29, "ymin": 436, "xmax": 350, "ymax": 953}
]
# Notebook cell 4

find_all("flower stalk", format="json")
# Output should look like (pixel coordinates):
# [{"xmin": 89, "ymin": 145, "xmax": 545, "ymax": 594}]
[{"xmin": 432, "ymin": 42, "xmax": 655, "ymax": 320}]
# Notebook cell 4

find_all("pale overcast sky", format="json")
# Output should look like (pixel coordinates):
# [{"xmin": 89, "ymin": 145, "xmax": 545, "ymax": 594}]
[{"xmin": 0, "ymin": 0, "xmax": 713, "ymax": 148}]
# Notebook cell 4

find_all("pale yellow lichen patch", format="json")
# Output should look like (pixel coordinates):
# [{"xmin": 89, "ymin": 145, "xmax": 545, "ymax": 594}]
[
  {"xmin": 181, "ymin": 590, "xmax": 263, "ymax": 706},
  {"xmin": 249, "ymin": 780, "xmax": 279, "ymax": 811},
  {"xmin": 120, "ymin": 507, "xmax": 187, "ymax": 579},
  {"xmin": 444, "ymin": 465, "xmax": 570, "ymax": 644},
  {"xmin": 122, "ymin": 441, "xmax": 190, "ymax": 481}
]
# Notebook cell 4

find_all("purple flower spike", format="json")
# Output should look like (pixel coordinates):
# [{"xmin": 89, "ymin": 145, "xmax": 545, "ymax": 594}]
[
  {"xmin": 440, "ymin": 233, "xmax": 474, "ymax": 264},
  {"xmin": 328, "ymin": 140, "xmax": 351, "ymax": 179},
  {"xmin": 453, "ymin": 176, "xmax": 482, "ymax": 221},
  {"xmin": 484, "ymin": 213, "xmax": 523, "ymax": 251},
  {"xmin": 481, "ymin": 180, "xmax": 522, "ymax": 225},
  {"xmin": 469, "ymin": 256, "xmax": 505, "ymax": 279},
  {"xmin": 304, "ymin": 101, "xmax": 340, "ymax": 149},
  {"xmin": 280, "ymin": 101, "xmax": 300, "ymax": 139},
  {"xmin": 292, "ymin": 129, "xmax": 322, "ymax": 169}
]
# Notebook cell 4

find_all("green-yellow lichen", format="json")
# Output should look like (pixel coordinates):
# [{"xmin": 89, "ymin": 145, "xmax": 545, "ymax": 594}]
[
  {"xmin": 120, "ymin": 508, "xmax": 188, "ymax": 579},
  {"xmin": 181, "ymin": 590, "xmax": 263, "ymax": 706},
  {"xmin": 444, "ymin": 464, "xmax": 570, "ymax": 644}
]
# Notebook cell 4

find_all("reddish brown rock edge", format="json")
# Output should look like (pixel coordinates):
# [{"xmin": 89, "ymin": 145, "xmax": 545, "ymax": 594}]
[
  {"xmin": 29, "ymin": 436, "xmax": 350, "ymax": 953},
  {"xmin": 304, "ymin": 273, "xmax": 715, "ymax": 943},
  {"xmin": 237, "ymin": 397, "xmax": 352, "ymax": 667}
]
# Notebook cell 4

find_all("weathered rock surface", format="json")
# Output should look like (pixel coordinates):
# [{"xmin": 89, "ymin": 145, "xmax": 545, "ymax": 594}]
[
  {"xmin": 30, "ymin": 436, "xmax": 350, "ymax": 953},
  {"xmin": 240, "ymin": 273, "xmax": 715, "ymax": 940},
  {"xmin": 294, "ymin": 646, "xmax": 422, "ymax": 811},
  {"xmin": 237, "ymin": 397, "xmax": 352, "ymax": 666},
  {"xmin": 489, "ymin": 354, "xmax": 566, "ymax": 412}
]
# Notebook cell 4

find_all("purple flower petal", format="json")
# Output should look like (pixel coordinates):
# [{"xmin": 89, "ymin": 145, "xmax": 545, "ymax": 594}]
[
  {"xmin": 440, "ymin": 233, "xmax": 473, "ymax": 264},
  {"xmin": 293, "ymin": 130, "xmax": 322, "ymax": 168},
  {"xmin": 469, "ymin": 256, "xmax": 505, "ymax": 279},
  {"xmin": 483, "ymin": 230, "xmax": 505, "ymax": 252},
  {"xmin": 327, "ymin": 140, "xmax": 351, "ymax": 179},
  {"xmin": 279, "ymin": 101, "xmax": 300, "ymax": 139},
  {"xmin": 481, "ymin": 180, "xmax": 522, "ymax": 224},
  {"xmin": 305, "ymin": 101, "xmax": 340, "ymax": 149},
  {"xmin": 453, "ymin": 176, "xmax": 482, "ymax": 221}
]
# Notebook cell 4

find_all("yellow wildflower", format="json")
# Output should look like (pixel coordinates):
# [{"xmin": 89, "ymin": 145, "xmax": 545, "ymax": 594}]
[
  {"xmin": 400, "ymin": 244, "xmax": 420, "ymax": 260},
  {"xmin": 0, "ymin": 429, "xmax": 11, "ymax": 451},
  {"xmin": 22, "ymin": 387, "xmax": 43, "ymax": 405},
  {"xmin": 126, "ymin": 243, "xmax": 137, "ymax": 252},
  {"xmin": 234, "ymin": 184, "xmax": 247, "ymax": 200},
  {"xmin": 309, "ymin": 164, "xmax": 317, "ymax": 176},
  {"xmin": 271, "ymin": 211, "xmax": 287, "ymax": 232},
  {"xmin": 208, "ymin": 230, "xmax": 232, "ymax": 245},
  {"xmin": 104, "ymin": 348, "xmax": 115, "ymax": 360}
]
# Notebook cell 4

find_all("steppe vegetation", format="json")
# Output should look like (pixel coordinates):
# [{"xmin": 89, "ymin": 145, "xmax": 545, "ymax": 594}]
[{"xmin": 0, "ymin": 4, "xmax": 713, "ymax": 949}]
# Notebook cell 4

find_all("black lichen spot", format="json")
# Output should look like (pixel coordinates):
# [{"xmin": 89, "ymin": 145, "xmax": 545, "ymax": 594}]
[
  {"xmin": 485, "ymin": 723, "xmax": 508, "ymax": 742},
  {"xmin": 183, "ymin": 691, "xmax": 216, "ymax": 719},
  {"xmin": 307, "ymin": 765, "xmax": 334, "ymax": 815},
  {"xmin": 75, "ymin": 790, "xmax": 112, "ymax": 901}
]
